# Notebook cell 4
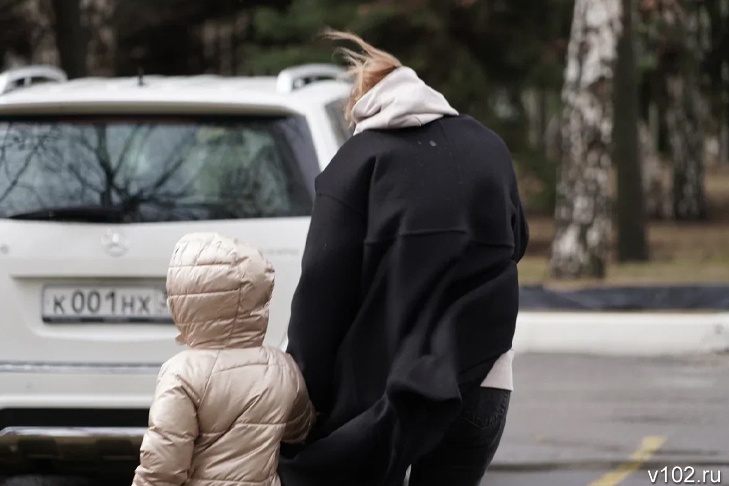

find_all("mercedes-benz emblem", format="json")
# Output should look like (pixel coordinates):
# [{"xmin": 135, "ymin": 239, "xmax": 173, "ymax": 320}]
[{"xmin": 101, "ymin": 229, "xmax": 129, "ymax": 257}]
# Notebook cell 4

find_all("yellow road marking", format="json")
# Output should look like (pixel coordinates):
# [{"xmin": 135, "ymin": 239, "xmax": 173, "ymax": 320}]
[{"xmin": 588, "ymin": 435, "xmax": 667, "ymax": 486}]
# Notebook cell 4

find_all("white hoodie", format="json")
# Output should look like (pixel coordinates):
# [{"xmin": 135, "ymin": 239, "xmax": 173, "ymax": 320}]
[
  {"xmin": 351, "ymin": 66, "xmax": 458, "ymax": 135},
  {"xmin": 350, "ymin": 66, "xmax": 514, "ymax": 392}
]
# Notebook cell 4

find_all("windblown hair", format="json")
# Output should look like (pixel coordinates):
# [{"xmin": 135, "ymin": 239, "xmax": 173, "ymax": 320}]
[{"xmin": 320, "ymin": 29, "xmax": 402, "ymax": 125}]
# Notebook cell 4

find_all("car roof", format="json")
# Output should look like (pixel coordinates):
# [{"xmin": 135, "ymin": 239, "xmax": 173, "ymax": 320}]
[{"xmin": 0, "ymin": 64, "xmax": 351, "ymax": 116}]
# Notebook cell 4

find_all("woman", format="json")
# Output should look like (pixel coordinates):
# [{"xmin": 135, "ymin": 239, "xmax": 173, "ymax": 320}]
[{"xmin": 279, "ymin": 30, "xmax": 529, "ymax": 486}]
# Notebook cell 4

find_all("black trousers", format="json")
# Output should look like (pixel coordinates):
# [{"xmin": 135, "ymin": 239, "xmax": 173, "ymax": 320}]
[{"xmin": 402, "ymin": 387, "xmax": 511, "ymax": 486}]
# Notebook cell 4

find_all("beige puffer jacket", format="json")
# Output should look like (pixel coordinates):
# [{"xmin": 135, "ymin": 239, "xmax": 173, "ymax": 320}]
[{"xmin": 132, "ymin": 233, "xmax": 315, "ymax": 486}]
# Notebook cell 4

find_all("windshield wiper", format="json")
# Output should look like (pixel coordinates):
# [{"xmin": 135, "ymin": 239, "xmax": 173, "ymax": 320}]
[{"xmin": 7, "ymin": 205, "xmax": 126, "ymax": 223}]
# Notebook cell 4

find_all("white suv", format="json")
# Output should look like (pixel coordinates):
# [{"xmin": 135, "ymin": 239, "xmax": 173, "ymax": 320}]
[{"xmin": 0, "ymin": 64, "xmax": 352, "ymax": 476}]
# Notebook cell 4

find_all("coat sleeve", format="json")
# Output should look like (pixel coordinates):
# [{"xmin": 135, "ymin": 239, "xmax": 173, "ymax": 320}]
[
  {"xmin": 512, "ymin": 200, "xmax": 529, "ymax": 263},
  {"xmin": 510, "ymin": 174, "xmax": 530, "ymax": 263},
  {"xmin": 132, "ymin": 367, "xmax": 199, "ymax": 486},
  {"xmin": 282, "ymin": 354, "xmax": 317, "ymax": 444},
  {"xmin": 285, "ymin": 192, "xmax": 366, "ymax": 416}
]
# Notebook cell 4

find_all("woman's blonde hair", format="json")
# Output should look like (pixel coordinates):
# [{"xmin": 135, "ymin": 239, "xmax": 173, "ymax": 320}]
[{"xmin": 320, "ymin": 29, "xmax": 402, "ymax": 125}]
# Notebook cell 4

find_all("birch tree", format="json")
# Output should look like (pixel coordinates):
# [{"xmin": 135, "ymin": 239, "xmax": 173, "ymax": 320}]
[
  {"xmin": 549, "ymin": 0, "xmax": 623, "ymax": 279},
  {"xmin": 657, "ymin": 0, "xmax": 708, "ymax": 220},
  {"xmin": 640, "ymin": 122, "xmax": 671, "ymax": 219}
]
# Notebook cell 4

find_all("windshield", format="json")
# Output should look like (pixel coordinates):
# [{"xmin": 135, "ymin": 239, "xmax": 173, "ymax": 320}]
[{"xmin": 0, "ymin": 115, "xmax": 319, "ymax": 222}]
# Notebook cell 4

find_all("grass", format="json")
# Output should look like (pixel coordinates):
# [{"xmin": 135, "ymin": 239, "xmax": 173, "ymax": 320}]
[{"xmin": 519, "ymin": 165, "xmax": 729, "ymax": 288}]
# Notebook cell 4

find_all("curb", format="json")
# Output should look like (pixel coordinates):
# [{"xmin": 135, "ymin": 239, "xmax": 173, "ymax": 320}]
[{"xmin": 512, "ymin": 311, "xmax": 729, "ymax": 356}]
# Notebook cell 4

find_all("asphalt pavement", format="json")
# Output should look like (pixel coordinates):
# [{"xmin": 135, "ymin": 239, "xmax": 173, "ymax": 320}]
[
  {"xmin": 2, "ymin": 353, "xmax": 728, "ymax": 486},
  {"xmin": 483, "ymin": 352, "xmax": 729, "ymax": 485}
]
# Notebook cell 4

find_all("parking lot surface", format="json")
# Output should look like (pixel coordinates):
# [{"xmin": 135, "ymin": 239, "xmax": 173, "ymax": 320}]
[
  {"xmin": 3, "ymin": 353, "xmax": 728, "ymax": 486},
  {"xmin": 484, "ymin": 353, "xmax": 729, "ymax": 485}
]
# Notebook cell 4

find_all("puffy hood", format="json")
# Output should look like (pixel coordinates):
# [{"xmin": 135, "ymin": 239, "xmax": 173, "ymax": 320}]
[
  {"xmin": 166, "ymin": 232, "xmax": 274, "ymax": 349},
  {"xmin": 351, "ymin": 66, "xmax": 458, "ymax": 135}
]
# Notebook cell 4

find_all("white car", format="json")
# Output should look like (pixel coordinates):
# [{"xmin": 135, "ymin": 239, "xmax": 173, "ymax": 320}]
[{"xmin": 0, "ymin": 64, "xmax": 352, "ymax": 475}]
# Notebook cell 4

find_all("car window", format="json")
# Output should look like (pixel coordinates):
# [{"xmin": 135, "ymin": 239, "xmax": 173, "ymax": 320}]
[
  {"xmin": 0, "ymin": 115, "xmax": 319, "ymax": 222},
  {"xmin": 325, "ymin": 98, "xmax": 353, "ymax": 146}
]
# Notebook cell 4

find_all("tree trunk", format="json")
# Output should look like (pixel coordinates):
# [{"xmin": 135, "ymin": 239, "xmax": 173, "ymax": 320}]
[
  {"xmin": 659, "ymin": 0, "xmax": 708, "ymax": 220},
  {"xmin": 706, "ymin": 0, "xmax": 728, "ymax": 166},
  {"xmin": 640, "ymin": 121, "xmax": 671, "ymax": 219},
  {"xmin": 614, "ymin": 0, "xmax": 648, "ymax": 261},
  {"xmin": 549, "ymin": 0, "xmax": 623, "ymax": 279},
  {"xmin": 538, "ymin": 87, "xmax": 549, "ymax": 154},
  {"xmin": 719, "ymin": 0, "xmax": 728, "ymax": 166},
  {"xmin": 725, "ymin": 0, "xmax": 729, "ymax": 165},
  {"xmin": 50, "ymin": 0, "xmax": 87, "ymax": 79},
  {"xmin": 545, "ymin": 113, "xmax": 562, "ymax": 164},
  {"xmin": 665, "ymin": 73, "xmax": 708, "ymax": 219}
]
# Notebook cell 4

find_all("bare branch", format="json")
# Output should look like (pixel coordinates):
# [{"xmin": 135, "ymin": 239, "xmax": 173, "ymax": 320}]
[
  {"xmin": 114, "ymin": 124, "xmax": 153, "ymax": 173},
  {"xmin": 0, "ymin": 124, "xmax": 63, "ymax": 208}
]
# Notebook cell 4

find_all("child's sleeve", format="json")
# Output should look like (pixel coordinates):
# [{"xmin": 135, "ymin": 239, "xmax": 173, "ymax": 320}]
[
  {"xmin": 132, "ymin": 366, "xmax": 199, "ymax": 486},
  {"xmin": 282, "ymin": 355, "xmax": 316, "ymax": 444}
]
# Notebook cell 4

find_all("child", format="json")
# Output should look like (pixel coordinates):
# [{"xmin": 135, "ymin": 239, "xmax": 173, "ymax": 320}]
[{"xmin": 132, "ymin": 232, "xmax": 315, "ymax": 486}]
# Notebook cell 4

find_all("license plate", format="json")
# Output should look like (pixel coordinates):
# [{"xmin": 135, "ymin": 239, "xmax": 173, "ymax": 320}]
[{"xmin": 42, "ymin": 285, "xmax": 172, "ymax": 323}]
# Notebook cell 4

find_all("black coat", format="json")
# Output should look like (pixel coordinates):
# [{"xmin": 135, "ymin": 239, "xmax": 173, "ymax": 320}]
[{"xmin": 279, "ymin": 115, "xmax": 529, "ymax": 486}]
